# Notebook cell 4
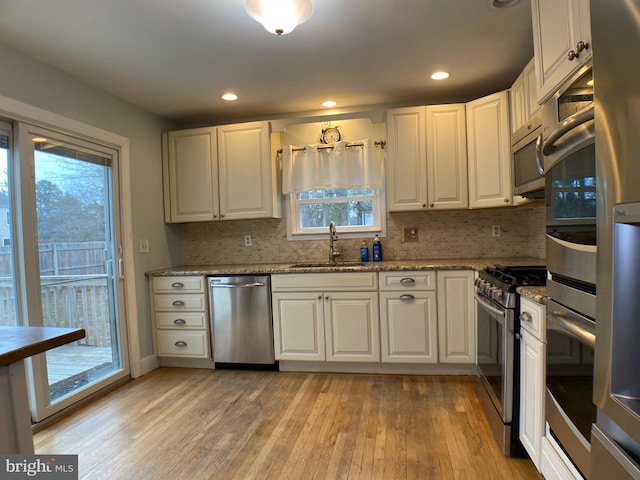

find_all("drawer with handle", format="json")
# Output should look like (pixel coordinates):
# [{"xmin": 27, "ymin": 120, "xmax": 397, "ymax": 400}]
[
  {"xmin": 156, "ymin": 331, "xmax": 209, "ymax": 358},
  {"xmin": 155, "ymin": 312, "xmax": 207, "ymax": 329},
  {"xmin": 153, "ymin": 276, "xmax": 205, "ymax": 293},
  {"xmin": 379, "ymin": 271, "xmax": 436, "ymax": 291},
  {"xmin": 153, "ymin": 294, "xmax": 207, "ymax": 311}
]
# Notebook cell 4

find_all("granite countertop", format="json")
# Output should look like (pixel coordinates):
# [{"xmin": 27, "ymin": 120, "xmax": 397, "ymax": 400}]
[
  {"xmin": 147, "ymin": 257, "xmax": 546, "ymax": 276},
  {"xmin": 517, "ymin": 286, "xmax": 548, "ymax": 305}
]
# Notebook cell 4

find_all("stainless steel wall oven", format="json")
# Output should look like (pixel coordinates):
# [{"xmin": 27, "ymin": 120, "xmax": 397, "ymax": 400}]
[
  {"xmin": 542, "ymin": 63, "xmax": 597, "ymax": 478},
  {"xmin": 475, "ymin": 265, "xmax": 547, "ymax": 456}
]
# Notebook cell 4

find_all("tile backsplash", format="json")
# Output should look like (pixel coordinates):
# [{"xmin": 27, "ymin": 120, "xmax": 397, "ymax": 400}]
[{"xmin": 182, "ymin": 203, "xmax": 545, "ymax": 265}]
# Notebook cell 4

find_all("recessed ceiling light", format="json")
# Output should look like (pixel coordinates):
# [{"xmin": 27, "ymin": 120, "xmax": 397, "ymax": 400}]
[
  {"xmin": 322, "ymin": 100, "xmax": 337, "ymax": 108},
  {"xmin": 221, "ymin": 92, "xmax": 238, "ymax": 101},
  {"xmin": 431, "ymin": 71, "xmax": 450, "ymax": 80},
  {"xmin": 32, "ymin": 137, "xmax": 48, "ymax": 143}
]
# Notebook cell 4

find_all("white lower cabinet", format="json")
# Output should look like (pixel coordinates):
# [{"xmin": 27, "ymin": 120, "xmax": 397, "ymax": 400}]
[
  {"xmin": 519, "ymin": 297, "xmax": 546, "ymax": 470},
  {"xmin": 271, "ymin": 273, "xmax": 379, "ymax": 362},
  {"xmin": 151, "ymin": 275, "xmax": 211, "ymax": 359},
  {"xmin": 436, "ymin": 270, "xmax": 476, "ymax": 363},
  {"xmin": 520, "ymin": 329, "xmax": 545, "ymax": 468},
  {"xmin": 272, "ymin": 270, "xmax": 475, "ymax": 367},
  {"xmin": 379, "ymin": 271, "xmax": 438, "ymax": 363},
  {"xmin": 324, "ymin": 292, "xmax": 379, "ymax": 362},
  {"xmin": 271, "ymin": 292, "xmax": 325, "ymax": 361}
]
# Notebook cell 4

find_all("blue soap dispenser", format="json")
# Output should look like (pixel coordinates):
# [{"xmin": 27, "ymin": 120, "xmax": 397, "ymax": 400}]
[
  {"xmin": 360, "ymin": 240, "xmax": 370, "ymax": 262},
  {"xmin": 372, "ymin": 235, "xmax": 383, "ymax": 262}
]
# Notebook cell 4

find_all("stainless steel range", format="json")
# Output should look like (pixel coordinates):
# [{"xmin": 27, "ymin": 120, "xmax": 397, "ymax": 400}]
[{"xmin": 475, "ymin": 265, "xmax": 547, "ymax": 456}]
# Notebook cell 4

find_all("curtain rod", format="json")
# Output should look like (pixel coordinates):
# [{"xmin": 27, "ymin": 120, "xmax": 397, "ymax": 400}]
[{"xmin": 277, "ymin": 140, "xmax": 386, "ymax": 154}]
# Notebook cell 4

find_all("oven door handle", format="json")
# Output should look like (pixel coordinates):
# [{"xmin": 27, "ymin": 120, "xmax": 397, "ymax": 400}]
[
  {"xmin": 547, "ymin": 307, "xmax": 596, "ymax": 349},
  {"xmin": 542, "ymin": 107, "xmax": 594, "ymax": 156},
  {"xmin": 474, "ymin": 293, "xmax": 506, "ymax": 323}
]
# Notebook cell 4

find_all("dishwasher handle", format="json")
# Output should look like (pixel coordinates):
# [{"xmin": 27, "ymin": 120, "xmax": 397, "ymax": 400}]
[{"xmin": 209, "ymin": 281, "xmax": 265, "ymax": 288}]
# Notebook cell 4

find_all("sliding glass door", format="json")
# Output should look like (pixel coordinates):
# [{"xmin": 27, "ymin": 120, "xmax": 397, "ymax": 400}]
[
  {"xmin": 0, "ymin": 121, "xmax": 18, "ymax": 328},
  {"xmin": 13, "ymin": 123, "xmax": 129, "ymax": 422}
]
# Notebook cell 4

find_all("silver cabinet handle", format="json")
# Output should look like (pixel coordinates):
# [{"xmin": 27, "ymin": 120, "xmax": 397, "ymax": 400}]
[
  {"xmin": 174, "ymin": 341, "xmax": 187, "ymax": 347},
  {"xmin": 400, "ymin": 278, "xmax": 415, "ymax": 286},
  {"xmin": 173, "ymin": 318, "xmax": 187, "ymax": 325},
  {"xmin": 399, "ymin": 294, "xmax": 415, "ymax": 301},
  {"xmin": 171, "ymin": 282, "xmax": 184, "ymax": 288},
  {"xmin": 519, "ymin": 312, "xmax": 533, "ymax": 323},
  {"xmin": 576, "ymin": 40, "xmax": 589, "ymax": 53},
  {"xmin": 210, "ymin": 282, "xmax": 265, "ymax": 288},
  {"xmin": 172, "ymin": 300, "xmax": 185, "ymax": 306}
]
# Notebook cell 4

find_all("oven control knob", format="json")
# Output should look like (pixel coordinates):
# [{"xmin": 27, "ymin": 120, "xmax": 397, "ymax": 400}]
[{"xmin": 494, "ymin": 289, "xmax": 504, "ymax": 300}]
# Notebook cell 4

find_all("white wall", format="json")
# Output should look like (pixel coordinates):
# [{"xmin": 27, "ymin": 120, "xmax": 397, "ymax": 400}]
[{"xmin": 0, "ymin": 42, "xmax": 180, "ymax": 362}]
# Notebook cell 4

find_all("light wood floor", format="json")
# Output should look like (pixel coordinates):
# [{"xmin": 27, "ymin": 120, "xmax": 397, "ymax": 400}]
[{"xmin": 34, "ymin": 368, "xmax": 542, "ymax": 480}]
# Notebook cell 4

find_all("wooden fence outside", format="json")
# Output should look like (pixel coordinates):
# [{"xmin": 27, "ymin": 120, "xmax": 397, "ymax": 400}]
[{"xmin": 0, "ymin": 242, "xmax": 112, "ymax": 347}]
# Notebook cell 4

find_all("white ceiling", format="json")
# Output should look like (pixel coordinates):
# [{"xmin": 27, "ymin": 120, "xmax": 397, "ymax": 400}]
[{"xmin": 0, "ymin": 0, "xmax": 533, "ymax": 124}]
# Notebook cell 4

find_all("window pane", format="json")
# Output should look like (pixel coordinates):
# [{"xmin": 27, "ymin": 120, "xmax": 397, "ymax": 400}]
[
  {"xmin": 298, "ymin": 188, "xmax": 374, "ymax": 200},
  {"xmin": 299, "ymin": 200, "xmax": 374, "ymax": 229}
]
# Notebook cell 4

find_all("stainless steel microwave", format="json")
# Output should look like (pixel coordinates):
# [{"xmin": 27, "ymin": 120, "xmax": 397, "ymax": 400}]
[{"xmin": 512, "ymin": 109, "xmax": 545, "ymax": 198}]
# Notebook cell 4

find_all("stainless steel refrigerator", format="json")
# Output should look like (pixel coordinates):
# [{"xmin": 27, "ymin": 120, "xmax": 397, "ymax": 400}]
[{"xmin": 591, "ymin": 1, "xmax": 640, "ymax": 478}]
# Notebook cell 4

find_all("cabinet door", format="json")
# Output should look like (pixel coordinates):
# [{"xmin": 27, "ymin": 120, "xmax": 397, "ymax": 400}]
[
  {"xmin": 511, "ymin": 72, "xmax": 527, "ymax": 134},
  {"xmin": 217, "ymin": 121, "xmax": 276, "ymax": 220},
  {"xmin": 272, "ymin": 293, "xmax": 325, "ymax": 361},
  {"xmin": 324, "ymin": 292, "xmax": 380, "ymax": 362},
  {"xmin": 466, "ymin": 91, "xmax": 512, "ymax": 208},
  {"xmin": 523, "ymin": 58, "xmax": 540, "ymax": 117},
  {"xmin": 386, "ymin": 106, "xmax": 428, "ymax": 211},
  {"xmin": 531, "ymin": 0, "xmax": 592, "ymax": 103},
  {"xmin": 520, "ymin": 329, "xmax": 545, "ymax": 470},
  {"xmin": 437, "ymin": 270, "xmax": 476, "ymax": 363},
  {"xmin": 162, "ymin": 127, "xmax": 219, "ymax": 223},
  {"xmin": 426, "ymin": 104, "xmax": 468, "ymax": 210},
  {"xmin": 379, "ymin": 291, "xmax": 438, "ymax": 363}
]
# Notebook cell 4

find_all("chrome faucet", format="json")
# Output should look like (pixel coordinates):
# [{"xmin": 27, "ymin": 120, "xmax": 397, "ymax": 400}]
[{"xmin": 329, "ymin": 221, "xmax": 343, "ymax": 263}]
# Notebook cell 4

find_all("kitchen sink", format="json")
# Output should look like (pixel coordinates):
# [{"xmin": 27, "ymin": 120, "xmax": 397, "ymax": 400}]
[{"xmin": 288, "ymin": 262, "xmax": 367, "ymax": 269}]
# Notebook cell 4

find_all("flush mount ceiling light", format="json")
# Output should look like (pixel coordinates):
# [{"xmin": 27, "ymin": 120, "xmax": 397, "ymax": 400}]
[
  {"xmin": 245, "ymin": 0, "xmax": 313, "ymax": 35},
  {"xmin": 431, "ymin": 71, "xmax": 450, "ymax": 80},
  {"xmin": 221, "ymin": 92, "xmax": 238, "ymax": 101},
  {"xmin": 322, "ymin": 100, "xmax": 337, "ymax": 108}
]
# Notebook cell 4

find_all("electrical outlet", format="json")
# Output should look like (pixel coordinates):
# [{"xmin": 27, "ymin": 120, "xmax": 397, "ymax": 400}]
[
  {"xmin": 244, "ymin": 235, "xmax": 252, "ymax": 247},
  {"xmin": 403, "ymin": 228, "xmax": 419, "ymax": 242},
  {"xmin": 138, "ymin": 239, "xmax": 150, "ymax": 254},
  {"xmin": 492, "ymin": 225, "xmax": 501, "ymax": 238}
]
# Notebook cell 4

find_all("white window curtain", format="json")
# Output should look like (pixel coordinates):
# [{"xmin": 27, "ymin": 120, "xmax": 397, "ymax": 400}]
[{"xmin": 282, "ymin": 138, "xmax": 385, "ymax": 194}]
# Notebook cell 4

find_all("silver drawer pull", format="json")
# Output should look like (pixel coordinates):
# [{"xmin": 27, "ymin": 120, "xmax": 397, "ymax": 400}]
[
  {"xmin": 171, "ymin": 282, "xmax": 184, "ymax": 288},
  {"xmin": 400, "ymin": 294, "xmax": 415, "ymax": 301},
  {"xmin": 174, "ymin": 341, "xmax": 188, "ymax": 347},
  {"xmin": 400, "ymin": 278, "xmax": 416, "ymax": 286},
  {"xmin": 172, "ymin": 300, "xmax": 185, "ymax": 306},
  {"xmin": 173, "ymin": 319, "xmax": 187, "ymax": 325}
]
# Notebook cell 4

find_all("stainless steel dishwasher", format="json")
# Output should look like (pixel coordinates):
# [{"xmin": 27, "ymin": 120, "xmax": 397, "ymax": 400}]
[{"xmin": 208, "ymin": 275, "xmax": 276, "ymax": 366}]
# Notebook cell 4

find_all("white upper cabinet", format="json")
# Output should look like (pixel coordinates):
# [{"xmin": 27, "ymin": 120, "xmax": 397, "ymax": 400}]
[
  {"xmin": 531, "ymin": 0, "xmax": 592, "ymax": 103},
  {"xmin": 510, "ymin": 58, "xmax": 540, "ymax": 134},
  {"xmin": 426, "ymin": 104, "xmax": 468, "ymax": 210},
  {"xmin": 466, "ymin": 90, "xmax": 513, "ymax": 208},
  {"xmin": 217, "ymin": 121, "xmax": 278, "ymax": 220},
  {"xmin": 386, "ymin": 104, "xmax": 468, "ymax": 211},
  {"xmin": 163, "ymin": 121, "xmax": 281, "ymax": 223},
  {"xmin": 163, "ymin": 127, "xmax": 219, "ymax": 223},
  {"xmin": 386, "ymin": 106, "xmax": 428, "ymax": 211}
]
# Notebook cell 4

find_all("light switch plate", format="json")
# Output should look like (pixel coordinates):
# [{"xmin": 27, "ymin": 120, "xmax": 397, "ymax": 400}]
[{"xmin": 139, "ymin": 239, "xmax": 150, "ymax": 254}]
